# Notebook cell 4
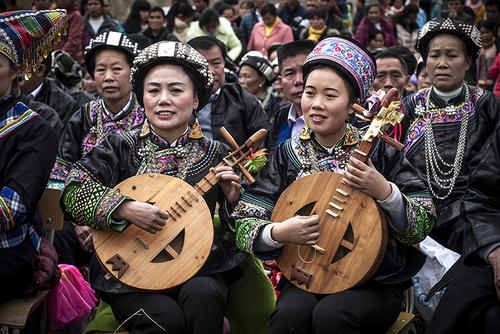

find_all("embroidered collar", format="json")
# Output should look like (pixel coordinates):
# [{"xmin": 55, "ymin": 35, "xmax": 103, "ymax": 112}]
[
  {"xmin": 139, "ymin": 120, "xmax": 202, "ymax": 148},
  {"xmin": 426, "ymin": 85, "xmax": 467, "ymax": 110},
  {"xmin": 102, "ymin": 92, "xmax": 134, "ymax": 120}
]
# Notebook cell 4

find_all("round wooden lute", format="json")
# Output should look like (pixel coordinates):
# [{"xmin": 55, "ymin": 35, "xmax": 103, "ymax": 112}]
[
  {"xmin": 93, "ymin": 128, "xmax": 267, "ymax": 291},
  {"xmin": 272, "ymin": 89, "xmax": 401, "ymax": 294}
]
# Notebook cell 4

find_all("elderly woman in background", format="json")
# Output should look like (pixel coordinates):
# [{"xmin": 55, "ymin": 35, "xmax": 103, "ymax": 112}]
[{"xmin": 238, "ymin": 51, "xmax": 285, "ymax": 118}]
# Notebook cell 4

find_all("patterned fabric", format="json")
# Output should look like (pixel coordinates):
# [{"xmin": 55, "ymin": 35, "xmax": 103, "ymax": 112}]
[
  {"xmin": 394, "ymin": 192, "xmax": 436, "ymax": 244},
  {"xmin": 0, "ymin": 107, "xmax": 38, "ymax": 139},
  {"xmin": 239, "ymin": 51, "xmax": 275, "ymax": 83},
  {"xmin": 63, "ymin": 166, "xmax": 128, "ymax": 231},
  {"xmin": 232, "ymin": 124, "xmax": 436, "ymax": 254},
  {"xmin": 303, "ymin": 37, "xmax": 376, "ymax": 101},
  {"xmin": 416, "ymin": 18, "xmax": 481, "ymax": 61},
  {"xmin": 84, "ymin": 31, "xmax": 140, "ymax": 73},
  {"xmin": 0, "ymin": 98, "xmax": 43, "ymax": 250},
  {"xmin": 0, "ymin": 186, "xmax": 27, "ymax": 232},
  {"xmin": 0, "ymin": 10, "xmax": 67, "ymax": 76},
  {"xmin": 62, "ymin": 123, "xmax": 222, "ymax": 232},
  {"xmin": 48, "ymin": 96, "xmax": 145, "ymax": 189},
  {"xmin": 131, "ymin": 41, "xmax": 213, "ymax": 109},
  {"xmin": 404, "ymin": 86, "xmax": 489, "ymax": 158},
  {"xmin": 81, "ymin": 98, "xmax": 145, "ymax": 156},
  {"xmin": 136, "ymin": 124, "xmax": 220, "ymax": 177}
]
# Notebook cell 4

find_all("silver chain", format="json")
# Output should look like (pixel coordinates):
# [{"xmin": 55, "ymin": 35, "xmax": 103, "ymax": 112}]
[
  {"xmin": 415, "ymin": 86, "xmax": 470, "ymax": 200},
  {"xmin": 301, "ymin": 140, "xmax": 353, "ymax": 175}
]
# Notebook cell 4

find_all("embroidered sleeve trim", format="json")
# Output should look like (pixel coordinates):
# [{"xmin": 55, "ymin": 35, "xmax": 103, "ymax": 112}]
[
  {"xmin": 0, "ymin": 186, "xmax": 27, "ymax": 232},
  {"xmin": 235, "ymin": 217, "xmax": 270, "ymax": 254},
  {"xmin": 389, "ymin": 191, "xmax": 436, "ymax": 245}
]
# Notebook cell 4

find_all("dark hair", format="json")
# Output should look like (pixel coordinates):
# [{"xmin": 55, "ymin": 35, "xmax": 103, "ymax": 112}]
[
  {"xmin": 368, "ymin": 29, "xmax": 384, "ymax": 42},
  {"xmin": 128, "ymin": 33, "xmax": 153, "ymax": 49},
  {"xmin": 389, "ymin": 46, "xmax": 417, "ymax": 75},
  {"xmin": 217, "ymin": 3, "xmax": 234, "ymax": 15},
  {"xmin": 42, "ymin": 53, "xmax": 52, "ymax": 76},
  {"xmin": 268, "ymin": 43, "xmax": 283, "ymax": 57},
  {"xmin": 223, "ymin": 0, "xmax": 238, "ymax": 5},
  {"xmin": 477, "ymin": 20, "xmax": 495, "ymax": 32},
  {"xmin": 261, "ymin": 3, "xmax": 278, "ymax": 17},
  {"xmin": 149, "ymin": 6, "xmax": 166, "ymax": 17},
  {"xmin": 277, "ymin": 40, "xmax": 316, "ymax": 72},
  {"xmin": 416, "ymin": 61, "xmax": 425, "ymax": 76},
  {"xmin": 446, "ymin": 0, "xmax": 466, "ymax": 4},
  {"xmin": 365, "ymin": 3, "xmax": 381, "ymax": 13},
  {"xmin": 122, "ymin": 0, "xmax": 151, "ymax": 34},
  {"xmin": 199, "ymin": 8, "xmax": 220, "ymax": 28},
  {"xmin": 188, "ymin": 35, "xmax": 228, "ymax": 61},
  {"xmin": 240, "ymin": 0, "xmax": 255, "ymax": 9},
  {"xmin": 375, "ymin": 48, "xmax": 409, "ymax": 75},
  {"xmin": 402, "ymin": 4, "xmax": 419, "ymax": 16},
  {"xmin": 310, "ymin": 8, "xmax": 327, "ymax": 20},
  {"xmin": 167, "ymin": 3, "xmax": 194, "ymax": 32}
]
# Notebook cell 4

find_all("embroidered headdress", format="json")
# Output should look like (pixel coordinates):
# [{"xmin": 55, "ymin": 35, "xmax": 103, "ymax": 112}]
[
  {"xmin": 416, "ymin": 18, "xmax": 481, "ymax": 61},
  {"xmin": 131, "ymin": 41, "xmax": 214, "ymax": 110},
  {"xmin": 239, "ymin": 51, "xmax": 275, "ymax": 84},
  {"xmin": 0, "ymin": 9, "xmax": 67, "ymax": 77},
  {"xmin": 303, "ymin": 36, "xmax": 376, "ymax": 101},
  {"xmin": 84, "ymin": 31, "xmax": 140, "ymax": 76}
]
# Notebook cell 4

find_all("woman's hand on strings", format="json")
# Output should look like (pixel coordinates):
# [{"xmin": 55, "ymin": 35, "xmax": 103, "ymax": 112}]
[
  {"xmin": 343, "ymin": 157, "xmax": 392, "ymax": 201},
  {"xmin": 271, "ymin": 215, "xmax": 320, "ymax": 245},
  {"xmin": 112, "ymin": 201, "xmax": 168, "ymax": 234},
  {"xmin": 213, "ymin": 166, "xmax": 242, "ymax": 206}
]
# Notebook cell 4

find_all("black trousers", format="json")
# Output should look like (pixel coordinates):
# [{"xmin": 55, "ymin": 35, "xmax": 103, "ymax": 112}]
[
  {"xmin": 105, "ymin": 275, "xmax": 228, "ymax": 334},
  {"xmin": 53, "ymin": 219, "xmax": 93, "ymax": 266},
  {"xmin": 0, "ymin": 237, "xmax": 36, "ymax": 303},
  {"xmin": 427, "ymin": 259, "xmax": 500, "ymax": 334},
  {"xmin": 270, "ymin": 280, "xmax": 404, "ymax": 334}
]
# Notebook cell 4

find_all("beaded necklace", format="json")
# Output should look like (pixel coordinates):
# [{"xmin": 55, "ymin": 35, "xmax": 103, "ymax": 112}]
[
  {"xmin": 414, "ymin": 85, "xmax": 470, "ymax": 200},
  {"xmin": 137, "ymin": 132, "xmax": 198, "ymax": 180}
]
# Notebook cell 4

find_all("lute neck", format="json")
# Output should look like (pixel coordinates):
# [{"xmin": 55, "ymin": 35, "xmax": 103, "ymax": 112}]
[
  {"xmin": 192, "ymin": 162, "xmax": 225, "ymax": 196},
  {"xmin": 351, "ymin": 137, "xmax": 377, "ymax": 165}
]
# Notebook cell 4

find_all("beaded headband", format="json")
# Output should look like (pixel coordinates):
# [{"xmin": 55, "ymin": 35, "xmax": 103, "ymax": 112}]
[
  {"xmin": 131, "ymin": 41, "xmax": 214, "ymax": 110},
  {"xmin": 84, "ymin": 31, "xmax": 140, "ymax": 73},
  {"xmin": 416, "ymin": 18, "xmax": 481, "ymax": 61},
  {"xmin": 0, "ymin": 9, "xmax": 67, "ymax": 77},
  {"xmin": 239, "ymin": 51, "xmax": 275, "ymax": 83},
  {"xmin": 303, "ymin": 37, "xmax": 376, "ymax": 101}
]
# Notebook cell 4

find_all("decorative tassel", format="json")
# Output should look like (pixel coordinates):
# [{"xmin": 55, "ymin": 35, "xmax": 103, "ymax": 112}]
[{"xmin": 188, "ymin": 118, "xmax": 204, "ymax": 139}]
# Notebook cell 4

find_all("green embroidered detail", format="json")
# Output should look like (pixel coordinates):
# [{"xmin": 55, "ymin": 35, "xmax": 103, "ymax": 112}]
[{"xmin": 235, "ymin": 217, "xmax": 269, "ymax": 254}]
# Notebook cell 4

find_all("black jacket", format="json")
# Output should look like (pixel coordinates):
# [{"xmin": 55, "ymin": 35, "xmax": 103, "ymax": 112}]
[
  {"xmin": 462, "ymin": 121, "xmax": 500, "ymax": 260},
  {"xmin": 401, "ymin": 86, "xmax": 500, "ymax": 253},
  {"xmin": 193, "ymin": 83, "xmax": 271, "ymax": 147},
  {"xmin": 34, "ymin": 78, "xmax": 79, "ymax": 125},
  {"xmin": 140, "ymin": 26, "xmax": 177, "ymax": 44},
  {"xmin": 23, "ymin": 98, "xmax": 64, "ymax": 136}
]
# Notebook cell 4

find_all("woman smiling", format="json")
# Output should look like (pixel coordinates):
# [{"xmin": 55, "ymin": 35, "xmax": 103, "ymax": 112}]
[{"xmin": 60, "ymin": 41, "xmax": 244, "ymax": 333}]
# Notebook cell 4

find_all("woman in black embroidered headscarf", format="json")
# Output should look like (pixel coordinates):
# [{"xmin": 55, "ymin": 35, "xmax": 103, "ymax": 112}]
[
  {"xmin": 400, "ymin": 17, "xmax": 500, "ymax": 334},
  {"xmin": 60, "ymin": 40, "xmax": 244, "ymax": 334}
]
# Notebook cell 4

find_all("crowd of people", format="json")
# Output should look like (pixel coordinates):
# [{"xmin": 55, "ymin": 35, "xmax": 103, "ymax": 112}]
[{"xmin": 1, "ymin": 0, "xmax": 500, "ymax": 333}]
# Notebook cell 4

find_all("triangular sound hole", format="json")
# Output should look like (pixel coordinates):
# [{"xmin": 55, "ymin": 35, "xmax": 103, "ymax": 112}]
[
  {"xmin": 331, "ymin": 223, "xmax": 354, "ymax": 263},
  {"xmin": 295, "ymin": 202, "xmax": 316, "ymax": 216},
  {"xmin": 151, "ymin": 229, "xmax": 185, "ymax": 263}
]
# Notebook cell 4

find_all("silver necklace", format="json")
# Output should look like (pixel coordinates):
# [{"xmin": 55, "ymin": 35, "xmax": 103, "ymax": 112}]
[
  {"xmin": 301, "ymin": 140, "xmax": 353, "ymax": 174},
  {"xmin": 415, "ymin": 86, "xmax": 470, "ymax": 200}
]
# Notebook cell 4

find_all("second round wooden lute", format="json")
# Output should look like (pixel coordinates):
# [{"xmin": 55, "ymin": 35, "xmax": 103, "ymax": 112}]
[{"xmin": 272, "ymin": 89, "xmax": 402, "ymax": 294}]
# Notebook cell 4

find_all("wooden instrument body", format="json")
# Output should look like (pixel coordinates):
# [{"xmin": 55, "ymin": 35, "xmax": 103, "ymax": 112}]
[
  {"xmin": 93, "ymin": 173, "xmax": 214, "ymax": 291},
  {"xmin": 272, "ymin": 172, "xmax": 388, "ymax": 294}
]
